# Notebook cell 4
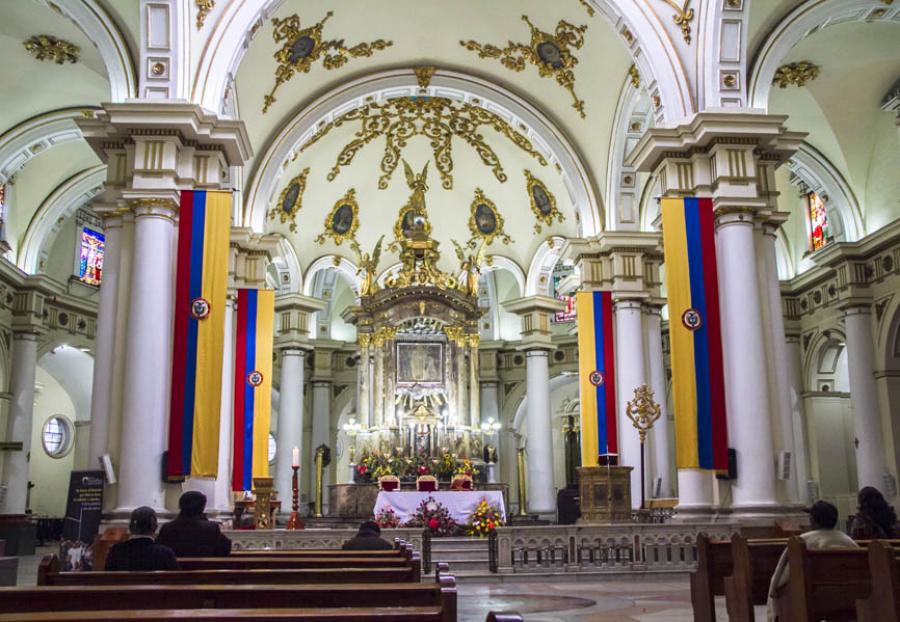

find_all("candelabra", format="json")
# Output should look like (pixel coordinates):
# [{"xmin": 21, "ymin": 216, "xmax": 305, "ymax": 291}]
[{"xmin": 625, "ymin": 384, "xmax": 662, "ymax": 510}]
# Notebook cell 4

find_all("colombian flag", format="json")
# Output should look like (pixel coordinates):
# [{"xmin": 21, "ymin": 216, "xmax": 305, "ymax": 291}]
[
  {"xmin": 660, "ymin": 197, "xmax": 728, "ymax": 471},
  {"xmin": 232, "ymin": 288, "xmax": 275, "ymax": 492},
  {"xmin": 167, "ymin": 190, "xmax": 231, "ymax": 479},
  {"xmin": 576, "ymin": 291, "xmax": 617, "ymax": 465}
]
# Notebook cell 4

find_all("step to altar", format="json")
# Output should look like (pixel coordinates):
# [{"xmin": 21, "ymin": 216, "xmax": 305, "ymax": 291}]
[{"xmin": 428, "ymin": 536, "xmax": 491, "ymax": 577}]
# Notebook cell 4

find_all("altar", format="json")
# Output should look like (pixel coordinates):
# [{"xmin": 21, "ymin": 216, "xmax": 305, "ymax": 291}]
[{"xmin": 374, "ymin": 490, "xmax": 506, "ymax": 525}]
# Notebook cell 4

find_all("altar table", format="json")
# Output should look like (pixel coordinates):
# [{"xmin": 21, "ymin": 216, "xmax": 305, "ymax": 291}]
[{"xmin": 373, "ymin": 490, "xmax": 506, "ymax": 525}]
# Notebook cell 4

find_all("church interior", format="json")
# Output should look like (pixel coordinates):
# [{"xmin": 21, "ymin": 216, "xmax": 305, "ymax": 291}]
[{"xmin": 0, "ymin": 0, "xmax": 898, "ymax": 620}]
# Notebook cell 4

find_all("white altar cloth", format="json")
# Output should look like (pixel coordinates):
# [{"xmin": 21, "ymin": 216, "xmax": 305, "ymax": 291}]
[{"xmin": 373, "ymin": 490, "xmax": 506, "ymax": 525}]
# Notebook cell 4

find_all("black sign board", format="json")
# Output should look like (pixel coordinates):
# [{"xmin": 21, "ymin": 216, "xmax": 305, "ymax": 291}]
[{"xmin": 62, "ymin": 470, "xmax": 104, "ymax": 544}]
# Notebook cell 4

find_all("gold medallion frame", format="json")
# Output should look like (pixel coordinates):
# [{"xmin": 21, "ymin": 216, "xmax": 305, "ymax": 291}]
[
  {"xmin": 316, "ymin": 188, "xmax": 360, "ymax": 246},
  {"xmin": 268, "ymin": 167, "xmax": 309, "ymax": 233},
  {"xmin": 468, "ymin": 189, "xmax": 512, "ymax": 245},
  {"xmin": 524, "ymin": 170, "xmax": 565, "ymax": 233}
]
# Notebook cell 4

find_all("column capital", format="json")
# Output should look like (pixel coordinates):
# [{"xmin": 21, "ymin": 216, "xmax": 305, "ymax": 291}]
[
  {"xmin": 128, "ymin": 196, "xmax": 179, "ymax": 222},
  {"xmin": 562, "ymin": 231, "xmax": 662, "ymax": 298},
  {"xmin": 759, "ymin": 210, "xmax": 791, "ymax": 238},
  {"xmin": 231, "ymin": 228, "xmax": 281, "ymax": 289},
  {"xmin": 275, "ymin": 293, "xmax": 327, "ymax": 350},
  {"xmin": 503, "ymin": 296, "xmax": 565, "ymax": 351}
]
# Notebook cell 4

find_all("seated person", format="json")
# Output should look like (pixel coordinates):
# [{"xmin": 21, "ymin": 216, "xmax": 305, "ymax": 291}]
[
  {"xmin": 158, "ymin": 491, "xmax": 232, "ymax": 557},
  {"xmin": 766, "ymin": 500, "xmax": 858, "ymax": 621},
  {"xmin": 342, "ymin": 520, "xmax": 394, "ymax": 551},
  {"xmin": 850, "ymin": 486, "xmax": 900, "ymax": 539},
  {"xmin": 105, "ymin": 506, "xmax": 179, "ymax": 571}
]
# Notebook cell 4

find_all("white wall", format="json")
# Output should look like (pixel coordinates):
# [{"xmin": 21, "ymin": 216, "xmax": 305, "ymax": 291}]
[{"xmin": 29, "ymin": 367, "xmax": 77, "ymax": 516}]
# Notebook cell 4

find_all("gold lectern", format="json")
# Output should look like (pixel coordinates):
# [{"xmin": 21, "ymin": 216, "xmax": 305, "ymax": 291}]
[{"xmin": 577, "ymin": 465, "xmax": 633, "ymax": 523}]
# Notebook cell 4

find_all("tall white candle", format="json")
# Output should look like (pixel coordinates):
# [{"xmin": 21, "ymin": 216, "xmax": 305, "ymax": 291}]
[{"xmin": 292, "ymin": 446, "xmax": 300, "ymax": 468}]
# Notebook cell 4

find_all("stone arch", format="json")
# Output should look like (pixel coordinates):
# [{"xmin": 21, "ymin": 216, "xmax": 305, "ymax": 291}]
[
  {"xmin": 243, "ymin": 68, "xmax": 603, "ymax": 236},
  {"xmin": 19, "ymin": 165, "xmax": 106, "ymax": 274},
  {"xmin": 302, "ymin": 255, "xmax": 360, "ymax": 298},
  {"xmin": 37, "ymin": 0, "xmax": 137, "ymax": 102},
  {"xmin": 195, "ymin": 0, "xmax": 695, "ymax": 124},
  {"xmin": 748, "ymin": 0, "xmax": 898, "ymax": 110},
  {"xmin": 804, "ymin": 327, "xmax": 849, "ymax": 393},
  {"xmin": 525, "ymin": 236, "xmax": 566, "ymax": 297},
  {"xmin": 607, "ymin": 79, "xmax": 654, "ymax": 231},
  {"xmin": 36, "ymin": 344, "xmax": 94, "ymax": 423},
  {"xmin": 268, "ymin": 237, "xmax": 303, "ymax": 294},
  {"xmin": 480, "ymin": 255, "xmax": 526, "ymax": 342},
  {"xmin": 696, "ymin": 0, "xmax": 749, "ymax": 110}
]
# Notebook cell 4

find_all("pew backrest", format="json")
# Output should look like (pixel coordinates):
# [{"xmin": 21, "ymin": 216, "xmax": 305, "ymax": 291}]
[{"xmin": 856, "ymin": 540, "xmax": 900, "ymax": 622}]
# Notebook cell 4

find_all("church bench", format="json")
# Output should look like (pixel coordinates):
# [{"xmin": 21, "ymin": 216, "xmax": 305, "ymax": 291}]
[
  {"xmin": 771, "ymin": 536, "xmax": 900, "ymax": 622},
  {"xmin": 0, "ymin": 610, "xmax": 523, "ymax": 622},
  {"xmin": 722, "ymin": 533, "xmax": 791, "ymax": 622},
  {"xmin": 176, "ymin": 556, "xmax": 412, "ymax": 569},
  {"xmin": 856, "ymin": 540, "xmax": 900, "ymax": 622}
]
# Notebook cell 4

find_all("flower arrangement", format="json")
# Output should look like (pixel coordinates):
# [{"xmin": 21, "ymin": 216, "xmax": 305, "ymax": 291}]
[
  {"xmin": 467, "ymin": 498, "xmax": 503, "ymax": 537},
  {"xmin": 455, "ymin": 458, "xmax": 479, "ymax": 478},
  {"xmin": 434, "ymin": 451, "xmax": 457, "ymax": 479},
  {"xmin": 409, "ymin": 496, "xmax": 458, "ymax": 536},
  {"xmin": 374, "ymin": 507, "xmax": 401, "ymax": 529}
]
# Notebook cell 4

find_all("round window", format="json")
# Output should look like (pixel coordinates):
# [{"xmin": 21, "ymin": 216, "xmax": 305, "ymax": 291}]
[
  {"xmin": 268, "ymin": 433, "xmax": 277, "ymax": 464},
  {"xmin": 42, "ymin": 416, "xmax": 74, "ymax": 458}
]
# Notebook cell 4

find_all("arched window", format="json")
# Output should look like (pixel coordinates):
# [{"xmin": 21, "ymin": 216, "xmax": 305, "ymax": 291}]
[
  {"xmin": 268, "ymin": 433, "xmax": 277, "ymax": 464},
  {"xmin": 806, "ymin": 192, "xmax": 831, "ymax": 252}
]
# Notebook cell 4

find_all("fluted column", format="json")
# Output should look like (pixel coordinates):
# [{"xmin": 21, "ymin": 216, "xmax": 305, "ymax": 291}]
[
  {"xmin": 615, "ymin": 299, "xmax": 647, "ymax": 508},
  {"xmin": 116, "ymin": 199, "xmax": 178, "ymax": 513},
  {"xmin": 716, "ymin": 210, "xmax": 778, "ymax": 509},
  {"xmin": 275, "ymin": 348, "xmax": 306, "ymax": 508},
  {"xmin": 643, "ymin": 303, "xmax": 674, "ymax": 499},
  {"xmin": 843, "ymin": 304, "xmax": 888, "ymax": 490},
  {"xmin": 524, "ymin": 349, "xmax": 555, "ymax": 514},
  {"xmin": 0, "ymin": 332, "xmax": 39, "ymax": 515},
  {"xmin": 88, "ymin": 209, "xmax": 125, "ymax": 469}
]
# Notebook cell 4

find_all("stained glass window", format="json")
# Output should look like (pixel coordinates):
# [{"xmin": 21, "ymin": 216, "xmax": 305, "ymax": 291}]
[
  {"xmin": 551, "ymin": 265, "xmax": 576, "ymax": 323},
  {"xmin": 78, "ymin": 227, "xmax": 104, "ymax": 286},
  {"xmin": 807, "ymin": 192, "xmax": 831, "ymax": 252}
]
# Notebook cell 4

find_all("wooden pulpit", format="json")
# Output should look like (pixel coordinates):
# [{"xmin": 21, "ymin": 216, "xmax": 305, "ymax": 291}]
[{"xmin": 577, "ymin": 465, "xmax": 633, "ymax": 523}]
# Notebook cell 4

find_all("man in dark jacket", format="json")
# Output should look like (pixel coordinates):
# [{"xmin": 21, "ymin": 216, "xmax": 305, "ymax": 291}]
[
  {"xmin": 342, "ymin": 520, "xmax": 394, "ymax": 551},
  {"xmin": 157, "ymin": 491, "xmax": 232, "ymax": 557},
  {"xmin": 106, "ymin": 506, "xmax": 180, "ymax": 571}
]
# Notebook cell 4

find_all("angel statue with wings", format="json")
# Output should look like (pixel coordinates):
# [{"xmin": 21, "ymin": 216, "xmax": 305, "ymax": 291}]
[
  {"xmin": 352, "ymin": 235, "xmax": 384, "ymax": 297},
  {"xmin": 452, "ymin": 238, "xmax": 487, "ymax": 297}
]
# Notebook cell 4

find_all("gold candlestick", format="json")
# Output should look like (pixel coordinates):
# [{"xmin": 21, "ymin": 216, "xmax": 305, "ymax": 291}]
[{"xmin": 625, "ymin": 384, "xmax": 662, "ymax": 510}]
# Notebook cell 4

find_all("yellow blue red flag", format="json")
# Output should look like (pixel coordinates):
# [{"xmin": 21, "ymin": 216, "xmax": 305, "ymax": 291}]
[{"xmin": 576, "ymin": 291, "xmax": 617, "ymax": 465}]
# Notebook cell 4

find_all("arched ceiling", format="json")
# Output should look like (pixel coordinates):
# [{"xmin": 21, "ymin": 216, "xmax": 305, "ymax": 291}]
[{"xmin": 234, "ymin": 0, "xmax": 634, "ymax": 270}]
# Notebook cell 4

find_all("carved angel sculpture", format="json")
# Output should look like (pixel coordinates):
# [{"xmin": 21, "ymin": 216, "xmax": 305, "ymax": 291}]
[
  {"xmin": 352, "ymin": 235, "xmax": 384, "ymax": 297},
  {"xmin": 453, "ymin": 238, "xmax": 487, "ymax": 297}
]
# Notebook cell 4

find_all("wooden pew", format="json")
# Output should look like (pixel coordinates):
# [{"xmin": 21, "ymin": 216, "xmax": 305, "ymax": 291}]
[
  {"xmin": 0, "ymin": 611, "xmax": 525, "ymax": 622},
  {"xmin": 856, "ymin": 540, "xmax": 900, "ymax": 622},
  {"xmin": 722, "ymin": 533, "xmax": 791, "ymax": 622},
  {"xmin": 8, "ymin": 565, "xmax": 457, "ymax": 615},
  {"xmin": 771, "ymin": 537, "xmax": 887, "ymax": 622},
  {"xmin": 176, "ymin": 556, "xmax": 411, "ymax": 569}
]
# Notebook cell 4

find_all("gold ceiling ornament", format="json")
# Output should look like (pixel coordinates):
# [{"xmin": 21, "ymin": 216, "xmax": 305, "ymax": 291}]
[
  {"xmin": 301, "ymin": 96, "xmax": 547, "ymax": 190},
  {"xmin": 415, "ymin": 66, "xmax": 437, "ymax": 89},
  {"xmin": 772, "ymin": 61, "xmax": 820, "ymax": 89},
  {"xmin": 577, "ymin": 0, "xmax": 595, "ymax": 17},
  {"xmin": 628, "ymin": 64, "xmax": 641, "ymax": 88},
  {"xmin": 460, "ymin": 15, "xmax": 588, "ymax": 118},
  {"xmin": 625, "ymin": 384, "xmax": 662, "ymax": 443},
  {"xmin": 316, "ymin": 188, "xmax": 360, "ymax": 246},
  {"xmin": 268, "ymin": 167, "xmax": 309, "ymax": 233},
  {"xmin": 524, "ymin": 170, "xmax": 565, "ymax": 233},
  {"xmin": 23, "ymin": 35, "xmax": 79, "ymax": 64},
  {"xmin": 656, "ymin": 0, "xmax": 694, "ymax": 44},
  {"xmin": 263, "ymin": 12, "xmax": 393, "ymax": 113},
  {"xmin": 468, "ymin": 188, "xmax": 512, "ymax": 246},
  {"xmin": 351, "ymin": 235, "xmax": 384, "ymax": 297},
  {"xmin": 195, "ymin": 0, "xmax": 215, "ymax": 29},
  {"xmin": 452, "ymin": 238, "xmax": 488, "ymax": 298}
]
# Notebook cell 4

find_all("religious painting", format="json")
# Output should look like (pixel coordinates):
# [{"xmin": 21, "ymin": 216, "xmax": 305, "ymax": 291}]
[
  {"xmin": 397, "ymin": 342, "xmax": 443, "ymax": 385},
  {"xmin": 551, "ymin": 265, "xmax": 576, "ymax": 323},
  {"xmin": 524, "ymin": 169, "xmax": 565, "ymax": 233},
  {"xmin": 467, "ymin": 189, "xmax": 511, "ymax": 245},
  {"xmin": 316, "ymin": 188, "xmax": 359, "ymax": 246},
  {"xmin": 267, "ymin": 167, "xmax": 309, "ymax": 233},
  {"xmin": 393, "ymin": 207, "xmax": 431, "ymax": 241},
  {"xmin": 806, "ymin": 191, "xmax": 831, "ymax": 252},
  {"xmin": 77, "ymin": 227, "xmax": 104, "ymax": 287}
]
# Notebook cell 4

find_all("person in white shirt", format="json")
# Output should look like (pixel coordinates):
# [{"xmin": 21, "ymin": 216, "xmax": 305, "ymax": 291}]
[{"xmin": 766, "ymin": 500, "xmax": 858, "ymax": 621}]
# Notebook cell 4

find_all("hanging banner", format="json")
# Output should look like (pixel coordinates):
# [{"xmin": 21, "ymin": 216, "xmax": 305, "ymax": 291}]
[
  {"xmin": 232, "ymin": 288, "xmax": 275, "ymax": 491},
  {"xmin": 576, "ymin": 291, "xmax": 617, "ymax": 466},
  {"xmin": 660, "ymin": 197, "xmax": 729, "ymax": 471},
  {"xmin": 167, "ymin": 190, "xmax": 231, "ymax": 478}
]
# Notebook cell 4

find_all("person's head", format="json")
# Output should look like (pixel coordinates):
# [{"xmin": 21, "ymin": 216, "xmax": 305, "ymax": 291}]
[
  {"xmin": 857, "ymin": 486, "xmax": 897, "ymax": 530},
  {"xmin": 178, "ymin": 491, "xmax": 207, "ymax": 518},
  {"xmin": 808, "ymin": 500, "xmax": 839, "ymax": 530},
  {"xmin": 359, "ymin": 520, "xmax": 381, "ymax": 536},
  {"xmin": 129, "ymin": 506, "xmax": 158, "ymax": 536}
]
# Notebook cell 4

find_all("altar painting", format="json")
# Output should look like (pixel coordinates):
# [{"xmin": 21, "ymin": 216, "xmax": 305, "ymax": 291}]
[{"xmin": 397, "ymin": 342, "xmax": 443, "ymax": 385}]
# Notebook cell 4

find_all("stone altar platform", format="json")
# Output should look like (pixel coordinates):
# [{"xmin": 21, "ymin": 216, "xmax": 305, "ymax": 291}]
[{"xmin": 329, "ymin": 482, "xmax": 509, "ymax": 519}]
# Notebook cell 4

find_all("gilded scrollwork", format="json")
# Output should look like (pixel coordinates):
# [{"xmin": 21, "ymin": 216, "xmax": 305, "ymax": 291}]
[
  {"xmin": 656, "ymin": 0, "xmax": 694, "ymax": 44},
  {"xmin": 772, "ymin": 62, "xmax": 820, "ymax": 88},
  {"xmin": 460, "ymin": 15, "xmax": 588, "ymax": 118},
  {"xmin": 195, "ymin": 0, "xmax": 215, "ymax": 29},
  {"xmin": 577, "ymin": 0, "xmax": 595, "ymax": 17},
  {"xmin": 268, "ymin": 167, "xmax": 309, "ymax": 233},
  {"xmin": 628, "ymin": 64, "xmax": 641, "ymax": 88},
  {"xmin": 263, "ymin": 12, "xmax": 393, "ymax": 113},
  {"xmin": 468, "ymin": 189, "xmax": 512, "ymax": 246},
  {"xmin": 300, "ymin": 97, "xmax": 547, "ymax": 190},
  {"xmin": 24, "ymin": 35, "xmax": 79, "ymax": 64},
  {"xmin": 524, "ymin": 170, "xmax": 565, "ymax": 233},
  {"xmin": 316, "ymin": 188, "xmax": 360, "ymax": 246}
]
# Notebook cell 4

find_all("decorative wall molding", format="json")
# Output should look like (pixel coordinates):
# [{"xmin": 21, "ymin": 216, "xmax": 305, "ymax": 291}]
[
  {"xmin": 23, "ymin": 35, "xmax": 79, "ymax": 64},
  {"xmin": 772, "ymin": 61, "xmax": 820, "ymax": 88}
]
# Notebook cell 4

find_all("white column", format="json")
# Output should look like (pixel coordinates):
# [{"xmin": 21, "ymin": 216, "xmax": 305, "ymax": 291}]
[
  {"xmin": 760, "ymin": 225, "xmax": 799, "ymax": 502},
  {"xmin": 357, "ymin": 342, "xmax": 370, "ymax": 427},
  {"xmin": 275, "ymin": 348, "xmax": 305, "ymax": 509},
  {"xmin": 481, "ymin": 382, "xmax": 500, "ymax": 482},
  {"xmin": 677, "ymin": 470, "xmax": 715, "ymax": 510},
  {"xmin": 614, "ymin": 299, "xmax": 647, "ymax": 508},
  {"xmin": 644, "ymin": 305, "xmax": 674, "ymax": 499},
  {"xmin": 716, "ymin": 213, "xmax": 778, "ymax": 509},
  {"xmin": 469, "ymin": 343, "xmax": 479, "ymax": 428},
  {"xmin": 88, "ymin": 212, "xmax": 124, "ymax": 469},
  {"xmin": 310, "ymin": 380, "xmax": 331, "ymax": 513},
  {"xmin": 785, "ymin": 334, "xmax": 811, "ymax": 503},
  {"xmin": 0, "ymin": 333, "xmax": 39, "ymax": 515},
  {"xmin": 524, "ymin": 349, "xmax": 555, "ymax": 515},
  {"xmin": 373, "ymin": 347, "xmax": 384, "ymax": 428},
  {"xmin": 115, "ymin": 201, "xmax": 177, "ymax": 513},
  {"xmin": 844, "ymin": 305, "xmax": 887, "ymax": 491}
]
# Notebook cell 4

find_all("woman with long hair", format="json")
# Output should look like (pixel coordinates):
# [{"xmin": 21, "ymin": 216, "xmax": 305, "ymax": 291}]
[{"xmin": 850, "ymin": 486, "xmax": 900, "ymax": 539}]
